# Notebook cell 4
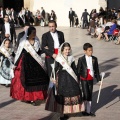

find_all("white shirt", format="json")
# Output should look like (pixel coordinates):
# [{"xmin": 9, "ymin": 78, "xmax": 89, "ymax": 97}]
[
  {"xmin": 5, "ymin": 22, "xmax": 10, "ymax": 35},
  {"xmin": 85, "ymin": 55, "xmax": 94, "ymax": 77},
  {"xmin": 6, "ymin": 10, "xmax": 10, "ymax": 15},
  {"xmin": 0, "ymin": 10, "xmax": 3, "ymax": 18},
  {"xmin": 70, "ymin": 10, "xmax": 72, "ymax": 14},
  {"xmin": 22, "ymin": 10, "xmax": 25, "ymax": 15},
  {"xmin": 41, "ymin": 10, "xmax": 43, "ymax": 14},
  {"xmin": 36, "ymin": 12, "xmax": 40, "ymax": 17},
  {"xmin": 12, "ymin": 12, "xmax": 14, "ymax": 17},
  {"xmin": 50, "ymin": 32, "xmax": 60, "ymax": 48},
  {"xmin": 105, "ymin": 22, "xmax": 113, "ymax": 27}
]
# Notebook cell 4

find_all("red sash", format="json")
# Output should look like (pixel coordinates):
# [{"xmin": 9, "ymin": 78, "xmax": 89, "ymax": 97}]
[
  {"xmin": 46, "ymin": 48, "xmax": 58, "ymax": 58},
  {"xmin": 54, "ymin": 48, "xmax": 58, "ymax": 54},
  {"xmin": 80, "ymin": 69, "xmax": 93, "ymax": 81}
]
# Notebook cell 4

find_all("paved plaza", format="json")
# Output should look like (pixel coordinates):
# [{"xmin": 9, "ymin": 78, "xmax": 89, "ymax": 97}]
[{"xmin": 0, "ymin": 26, "xmax": 120, "ymax": 120}]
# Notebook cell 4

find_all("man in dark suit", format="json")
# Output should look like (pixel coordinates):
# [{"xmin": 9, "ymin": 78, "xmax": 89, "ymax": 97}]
[
  {"xmin": 41, "ymin": 7, "xmax": 45, "ymax": 19},
  {"xmin": 25, "ymin": 7, "xmax": 31, "ymax": 24},
  {"xmin": 0, "ymin": 7, "xmax": 5, "ymax": 26},
  {"xmin": 5, "ymin": 8, "xmax": 10, "ymax": 16},
  {"xmin": 81, "ymin": 9, "xmax": 89, "ymax": 29},
  {"xmin": 41, "ymin": 7, "xmax": 45, "ymax": 26},
  {"xmin": 10, "ymin": 8, "xmax": 17, "ymax": 25},
  {"xmin": 42, "ymin": 20, "xmax": 65, "ymax": 76},
  {"xmin": 77, "ymin": 43, "xmax": 101, "ymax": 117},
  {"xmin": 69, "ymin": 8, "xmax": 75, "ymax": 27},
  {"xmin": 0, "ymin": 14, "xmax": 16, "ymax": 44},
  {"xmin": 9, "ymin": 15, "xmax": 17, "ymax": 45}
]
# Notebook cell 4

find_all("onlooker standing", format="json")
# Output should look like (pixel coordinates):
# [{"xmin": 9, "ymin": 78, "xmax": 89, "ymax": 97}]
[
  {"xmin": 10, "ymin": 8, "xmax": 17, "ymax": 26},
  {"xmin": 81, "ymin": 9, "xmax": 89, "ymax": 29},
  {"xmin": 0, "ymin": 7, "xmax": 5, "ymax": 19},
  {"xmin": 25, "ymin": 7, "xmax": 31, "ymax": 24},
  {"xmin": 0, "ymin": 15, "xmax": 11, "ymax": 41},
  {"xmin": 9, "ymin": 14, "xmax": 17, "ymax": 45},
  {"xmin": 0, "ymin": 14, "xmax": 16, "ymax": 45},
  {"xmin": 21, "ymin": 7, "xmax": 25, "ymax": 16},
  {"xmin": 35, "ymin": 10, "xmax": 41, "ymax": 25},
  {"xmin": 41, "ymin": 7, "xmax": 45, "ymax": 27},
  {"xmin": 50, "ymin": 10, "xmax": 56, "ymax": 21},
  {"xmin": 18, "ymin": 10, "xmax": 25, "ymax": 27},
  {"xmin": 75, "ymin": 14, "xmax": 79, "ymax": 27},
  {"xmin": 0, "ymin": 7, "xmax": 5, "ymax": 28},
  {"xmin": 69, "ymin": 8, "xmax": 75, "ymax": 27},
  {"xmin": 5, "ymin": 8, "xmax": 10, "ymax": 16}
]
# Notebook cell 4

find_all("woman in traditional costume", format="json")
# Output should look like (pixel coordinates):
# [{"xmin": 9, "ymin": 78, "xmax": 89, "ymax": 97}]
[
  {"xmin": 10, "ymin": 26, "xmax": 49, "ymax": 106},
  {"xmin": 45, "ymin": 42, "xmax": 84, "ymax": 119},
  {"xmin": 0, "ymin": 38, "xmax": 15, "ymax": 87}
]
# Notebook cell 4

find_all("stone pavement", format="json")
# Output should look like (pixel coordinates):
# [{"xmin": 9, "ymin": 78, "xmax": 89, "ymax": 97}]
[{"xmin": 0, "ymin": 26, "xmax": 120, "ymax": 120}]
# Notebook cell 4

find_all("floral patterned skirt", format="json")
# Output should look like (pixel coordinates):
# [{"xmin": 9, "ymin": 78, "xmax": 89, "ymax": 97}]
[{"xmin": 45, "ymin": 87, "xmax": 85, "ymax": 114}]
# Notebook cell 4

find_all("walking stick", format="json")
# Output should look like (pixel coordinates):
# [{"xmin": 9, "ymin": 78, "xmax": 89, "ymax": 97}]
[{"xmin": 97, "ymin": 72, "xmax": 105, "ymax": 103}]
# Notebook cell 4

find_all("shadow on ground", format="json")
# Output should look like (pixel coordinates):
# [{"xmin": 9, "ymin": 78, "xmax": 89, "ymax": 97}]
[
  {"xmin": 0, "ymin": 99, "xmax": 16, "ymax": 108},
  {"xmin": 92, "ymin": 85, "xmax": 120, "ymax": 112}
]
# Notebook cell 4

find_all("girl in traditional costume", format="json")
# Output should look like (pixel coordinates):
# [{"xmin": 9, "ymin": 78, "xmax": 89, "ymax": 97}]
[
  {"xmin": 10, "ymin": 26, "xmax": 49, "ymax": 106},
  {"xmin": 45, "ymin": 42, "xmax": 84, "ymax": 119},
  {"xmin": 0, "ymin": 38, "xmax": 15, "ymax": 87}
]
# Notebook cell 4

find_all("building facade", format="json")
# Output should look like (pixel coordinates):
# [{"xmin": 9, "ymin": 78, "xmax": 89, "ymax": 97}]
[
  {"xmin": 24, "ymin": 0, "xmax": 107, "ymax": 26},
  {"xmin": 0, "ymin": 0, "xmax": 107, "ymax": 26}
]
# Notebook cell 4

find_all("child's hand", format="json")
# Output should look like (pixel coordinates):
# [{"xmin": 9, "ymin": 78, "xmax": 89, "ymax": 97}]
[
  {"xmin": 98, "ymin": 81, "xmax": 102, "ymax": 86},
  {"xmin": 13, "ymin": 66, "xmax": 16, "ymax": 70}
]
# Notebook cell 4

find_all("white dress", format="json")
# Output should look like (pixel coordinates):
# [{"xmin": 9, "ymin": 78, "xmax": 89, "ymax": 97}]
[{"xmin": 0, "ymin": 48, "xmax": 14, "ymax": 85}]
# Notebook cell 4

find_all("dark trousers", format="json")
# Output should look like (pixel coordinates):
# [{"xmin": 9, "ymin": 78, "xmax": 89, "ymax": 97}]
[
  {"xmin": 45, "ymin": 57, "xmax": 54, "ymax": 77},
  {"xmin": 82, "ymin": 20, "xmax": 89, "ymax": 29},
  {"xmin": 69, "ymin": 18, "xmax": 74, "ymax": 27},
  {"xmin": 0, "ymin": 34, "xmax": 2, "ymax": 45},
  {"xmin": 11, "ymin": 31, "xmax": 16, "ymax": 44},
  {"xmin": 81, "ymin": 80, "xmax": 93, "ymax": 101}
]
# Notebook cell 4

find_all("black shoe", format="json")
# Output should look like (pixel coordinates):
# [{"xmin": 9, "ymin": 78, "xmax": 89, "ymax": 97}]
[
  {"xmin": 82, "ymin": 112, "xmax": 89, "ymax": 116},
  {"xmin": 88, "ymin": 112, "xmax": 96, "ymax": 117},
  {"xmin": 26, "ymin": 101, "xmax": 31, "ymax": 104},
  {"xmin": 64, "ymin": 115, "xmax": 69, "ymax": 119},
  {"xmin": 60, "ymin": 117, "xmax": 65, "ymax": 120},
  {"xmin": 31, "ymin": 101, "xmax": 37, "ymax": 106},
  {"xmin": 22, "ymin": 101, "xmax": 31, "ymax": 104},
  {"xmin": 82, "ymin": 112, "xmax": 96, "ymax": 117},
  {"xmin": 105, "ymin": 40, "xmax": 110, "ymax": 42},
  {"xmin": 82, "ymin": 111, "xmax": 87, "ymax": 116},
  {"xmin": 5, "ymin": 84, "xmax": 10, "ymax": 87},
  {"xmin": 86, "ymin": 33, "xmax": 91, "ymax": 35}
]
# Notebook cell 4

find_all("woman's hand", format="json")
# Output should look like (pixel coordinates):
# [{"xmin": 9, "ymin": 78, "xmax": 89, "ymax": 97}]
[
  {"xmin": 52, "ymin": 54, "xmax": 57, "ymax": 59},
  {"xmin": 51, "ymin": 78, "xmax": 56, "ymax": 84},
  {"xmin": 44, "ymin": 46, "xmax": 49, "ymax": 49},
  {"xmin": 5, "ymin": 34, "xmax": 10, "ymax": 37}
]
